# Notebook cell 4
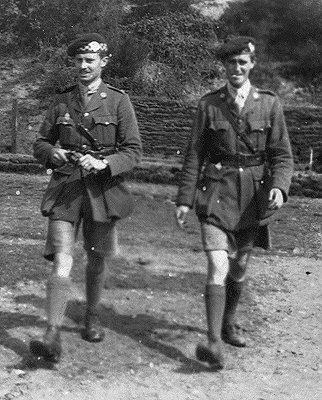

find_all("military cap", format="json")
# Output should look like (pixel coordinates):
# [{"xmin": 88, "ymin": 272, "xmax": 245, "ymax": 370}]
[
  {"xmin": 217, "ymin": 36, "xmax": 256, "ymax": 61},
  {"xmin": 67, "ymin": 33, "xmax": 108, "ymax": 57}
]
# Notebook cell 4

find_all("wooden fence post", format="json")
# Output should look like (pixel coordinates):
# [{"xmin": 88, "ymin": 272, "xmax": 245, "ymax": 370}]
[
  {"xmin": 11, "ymin": 98, "xmax": 18, "ymax": 153},
  {"xmin": 309, "ymin": 147, "xmax": 313, "ymax": 171}
]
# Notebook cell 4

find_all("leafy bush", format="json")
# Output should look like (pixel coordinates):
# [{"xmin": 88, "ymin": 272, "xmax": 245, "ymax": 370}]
[
  {"xmin": 31, "ymin": 5, "xmax": 223, "ymax": 99},
  {"xmin": 218, "ymin": 0, "xmax": 322, "ymax": 104},
  {"xmin": 5, "ymin": 0, "xmax": 321, "ymax": 103},
  {"xmin": 104, "ymin": 35, "xmax": 149, "ymax": 80},
  {"xmin": 34, "ymin": 47, "xmax": 78, "ymax": 100},
  {"xmin": 122, "ymin": 10, "xmax": 222, "ymax": 97},
  {"xmin": 0, "ymin": 0, "xmax": 123, "ymax": 52},
  {"xmin": 251, "ymin": 63, "xmax": 283, "ymax": 93}
]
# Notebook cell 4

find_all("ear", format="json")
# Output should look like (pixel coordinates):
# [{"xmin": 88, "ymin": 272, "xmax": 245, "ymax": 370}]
[{"xmin": 100, "ymin": 56, "xmax": 109, "ymax": 68}]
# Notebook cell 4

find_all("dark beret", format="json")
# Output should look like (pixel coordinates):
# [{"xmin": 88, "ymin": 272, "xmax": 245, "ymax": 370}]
[
  {"xmin": 67, "ymin": 33, "xmax": 108, "ymax": 57},
  {"xmin": 217, "ymin": 36, "xmax": 256, "ymax": 61}
]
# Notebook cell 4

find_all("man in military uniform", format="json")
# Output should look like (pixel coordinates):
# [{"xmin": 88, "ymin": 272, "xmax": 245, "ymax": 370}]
[
  {"xmin": 30, "ymin": 33, "xmax": 142, "ymax": 362},
  {"xmin": 175, "ymin": 36, "xmax": 293, "ymax": 369}
]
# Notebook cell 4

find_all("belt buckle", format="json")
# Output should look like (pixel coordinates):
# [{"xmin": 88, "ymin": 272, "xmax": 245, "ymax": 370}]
[{"xmin": 236, "ymin": 153, "xmax": 247, "ymax": 167}]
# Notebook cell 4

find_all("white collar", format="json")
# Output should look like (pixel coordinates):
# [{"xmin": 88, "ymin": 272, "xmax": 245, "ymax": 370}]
[
  {"xmin": 79, "ymin": 78, "xmax": 102, "ymax": 95},
  {"xmin": 227, "ymin": 80, "xmax": 251, "ymax": 100}
]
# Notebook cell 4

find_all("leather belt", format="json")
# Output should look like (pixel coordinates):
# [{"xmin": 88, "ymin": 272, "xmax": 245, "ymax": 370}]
[
  {"xmin": 210, "ymin": 152, "xmax": 266, "ymax": 168},
  {"xmin": 63, "ymin": 144, "xmax": 116, "ymax": 156}
]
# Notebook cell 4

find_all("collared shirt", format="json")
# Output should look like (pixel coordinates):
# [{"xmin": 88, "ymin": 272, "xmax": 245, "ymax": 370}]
[
  {"xmin": 227, "ymin": 80, "xmax": 251, "ymax": 111},
  {"xmin": 79, "ymin": 78, "xmax": 102, "ymax": 105}
]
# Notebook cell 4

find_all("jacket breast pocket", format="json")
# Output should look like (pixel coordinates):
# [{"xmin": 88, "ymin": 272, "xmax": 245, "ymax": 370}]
[
  {"xmin": 248, "ymin": 121, "xmax": 269, "ymax": 151},
  {"xmin": 55, "ymin": 117, "xmax": 77, "ymax": 143},
  {"xmin": 92, "ymin": 114, "xmax": 118, "ymax": 145},
  {"xmin": 208, "ymin": 120, "xmax": 234, "ymax": 149}
]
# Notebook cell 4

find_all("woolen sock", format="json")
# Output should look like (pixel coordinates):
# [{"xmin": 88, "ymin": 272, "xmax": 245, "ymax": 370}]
[
  {"xmin": 46, "ymin": 275, "xmax": 71, "ymax": 327},
  {"xmin": 86, "ymin": 260, "xmax": 106, "ymax": 314},
  {"xmin": 205, "ymin": 284, "xmax": 226, "ymax": 342},
  {"xmin": 224, "ymin": 274, "xmax": 244, "ymax": 325}
]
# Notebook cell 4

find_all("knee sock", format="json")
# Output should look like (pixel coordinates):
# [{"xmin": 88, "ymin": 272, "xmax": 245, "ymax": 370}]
[
  {"xmin": 205, "ymin": 284, "xmax": 226, "ymax": 342},
  {"xmin": 86, "ymin": 259, "xmax": 106, "ymax": 315},
  {"xmin": 223, "ymin": 274, "xmax": 244, "ymax": 326},
  {"xmin": 46, "ymin": 275, "xmax": 71, "ymax": 327}
]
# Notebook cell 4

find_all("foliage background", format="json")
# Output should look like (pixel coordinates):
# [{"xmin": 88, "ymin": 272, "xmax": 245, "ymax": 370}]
[{"xmin": 1, "ymin": 0, "xmax": 321, "ymax": 103}]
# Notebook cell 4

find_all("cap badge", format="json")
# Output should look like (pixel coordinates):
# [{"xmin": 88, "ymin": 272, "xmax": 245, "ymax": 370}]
[
  {"xmin": 79, "ymin": 41, "xmax": 108, "ymax": 53},
  {"xmin": 253, "ymin": 91, "xmax": 260, "ymax": 100},
  {"xmin": 248, "ymin": 42, "xmax": 255, "ymax": 53},
  {"xmin": 220, "ymin": 93, "xmax": 226, "ymax": 99},
  {"xmin": 100, "ymin": 92, "xmax": 107, "ymax": 98}
]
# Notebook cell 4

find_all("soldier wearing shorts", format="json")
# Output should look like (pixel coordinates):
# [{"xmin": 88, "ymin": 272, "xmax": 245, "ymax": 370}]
[
  {"xmin": 30, "ymin": 33, "xmax": 142, "ymax": 362},
  {"xmin": 175, "ymin": 36, "xmax": 293, "ymax": 369}
]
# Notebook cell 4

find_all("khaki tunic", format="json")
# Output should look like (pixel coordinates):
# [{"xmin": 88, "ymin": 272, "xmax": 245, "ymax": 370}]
[
  {"xmin": 177, "ymin": 85, "xmax": 294, "ymax": 236},
  {"xmin": 34, "ymin": 82, "xmax": 142, "ymax": 222}
]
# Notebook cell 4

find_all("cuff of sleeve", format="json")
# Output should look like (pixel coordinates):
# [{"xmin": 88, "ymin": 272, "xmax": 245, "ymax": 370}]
[{"xmin": 100, "ymin": 158, "xmax": 111, "ymax": 177}]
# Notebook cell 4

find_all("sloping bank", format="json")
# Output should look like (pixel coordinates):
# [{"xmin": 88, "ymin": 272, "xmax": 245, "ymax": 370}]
[{"xmin": 0, "ymin": 153, "xmax": 321, "ymax": 198}]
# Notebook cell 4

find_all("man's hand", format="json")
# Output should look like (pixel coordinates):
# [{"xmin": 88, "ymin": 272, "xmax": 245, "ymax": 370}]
[
  {"xmin": 175, "ymin": 205, "xmax": 190, "ymax": 229},
  {"xmin": 78, "ymin": 154, "xmax": 107, "ymax": 172},
  {"xmin": 50, "ymin": 148, "xmax": 70, "ymax": 166},
  {"xmin": 268, "ymin": 188, "xmax": 284, "ymax": 210}
]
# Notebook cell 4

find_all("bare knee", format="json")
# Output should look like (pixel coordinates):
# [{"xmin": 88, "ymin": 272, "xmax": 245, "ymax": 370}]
[
  {"xmin": 52, "ymin": 252, "xmax": 73, "ymax": 277},
  {"xmin": 206, "ymin": 250, "xmax": 229, "ymax": 286}
]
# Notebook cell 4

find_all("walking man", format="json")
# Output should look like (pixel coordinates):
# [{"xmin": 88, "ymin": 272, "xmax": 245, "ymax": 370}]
[
  {"xmin": 30, "ymin": 33, "xmax": 142, "ymax": 362},
  {"xmin": 175, "ymin": 36, "xmax": 293, "ymax": 369}
]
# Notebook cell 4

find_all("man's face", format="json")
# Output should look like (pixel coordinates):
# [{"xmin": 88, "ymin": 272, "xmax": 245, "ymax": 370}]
[
  {"xmin": 224, "ymin": 53, "xmax": 255, "ymax": 88},
  {"xmin": 74, "ymin": 52, "xmax": 108, "ymax": 85}
]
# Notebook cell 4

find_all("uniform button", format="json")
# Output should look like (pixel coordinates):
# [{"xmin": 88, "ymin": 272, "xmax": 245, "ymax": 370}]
[
  {"xmin": 239, "ymin": 167, "xmax": 243, "ymax": 172},
  {"xmin": 105, "ymin": 122, "xmax": 109, "ymax": 125},
  {"xmin": 84, "ymin": 112, "xmax": 89, "ymax": 117},
  {"xmin": 217, "ymin": 199, "xmax": 220, "ymax": 203},
  {"xmin": 202, "ymin": 186, "xmax": 207, "ymax": 191}
]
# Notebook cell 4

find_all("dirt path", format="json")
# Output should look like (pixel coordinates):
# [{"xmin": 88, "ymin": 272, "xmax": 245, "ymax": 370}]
[
  {"xmin": 0, "ymin": 249, "xmax": 321, "ymax": 400},
  {"xmin": 0, "ymin": 174, "xmax": 321, "ymax": 399}
]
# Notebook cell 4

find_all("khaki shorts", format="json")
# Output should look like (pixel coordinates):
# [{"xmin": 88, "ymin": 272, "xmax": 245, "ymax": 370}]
[
  {"xmin": 200, "ymin": 223, "xmax": 257, "ymax": 257},
  {"xmin": 44, "ymin": 219, "xmax": 119, "ymax": 261}
]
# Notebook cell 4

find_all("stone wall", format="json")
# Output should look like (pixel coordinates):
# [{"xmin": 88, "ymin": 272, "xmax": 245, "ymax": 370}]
[
  {"xmin": 1, "ymin": 96, "xmax": 321, "ymax": 167},
  {"xmin": 283, "ymin": 107, "xmax": 322, "ymax": 165},
  {"xmin": 132, "ymin": 96, "xmax": 322, "ymax": 166},
  {"xmin": 131, "ymin": 97, "xmax": 194, "ymax": 160}
]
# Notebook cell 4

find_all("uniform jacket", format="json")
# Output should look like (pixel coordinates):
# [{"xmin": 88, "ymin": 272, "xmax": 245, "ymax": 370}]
[
  {"xmin": 177, "ymin": 85, "xmax": 294, "ymax": 236},
  {"xmin": 34, "ymin": 82, "xmax": 142, "ymax": 222}
]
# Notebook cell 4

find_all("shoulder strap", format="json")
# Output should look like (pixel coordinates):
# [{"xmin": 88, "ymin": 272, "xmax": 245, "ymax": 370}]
[
  {"xmin": 220, "ymin": 105, "xmax": 257, "ymax": 153},
  {"xmin": 64, "ymin": 91, "xmax": 81, "ymax": 125},
  {"xmin": 64, "ymin": 91, "xmax": 115, "ymax": 151}
]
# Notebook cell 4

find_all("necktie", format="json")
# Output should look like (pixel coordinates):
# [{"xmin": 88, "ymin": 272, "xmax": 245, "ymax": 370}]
[
  {"xmin": 83, "ymin": 88, "xmax": 97, "ymax": 106},
  {"xmin": 234, "ymin": 93, "xmax": 244, "ymax": 113}
]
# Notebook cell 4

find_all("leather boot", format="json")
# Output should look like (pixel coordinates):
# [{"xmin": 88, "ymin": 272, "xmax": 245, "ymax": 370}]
[
  {"xmin": 30, "ymin": 325, "xmax": 62, "ymax": 363},
  {"xmin": 81, "ymin": 310, "xmax": 105, "ymax": 342},
  {"xmin": 222, "ymin": 274, "xmax": 246, "ymax": 347},
  {"xmin": 196, "ymin": 338, "xmax": 224, "ymax": 370},
  {"xmin": 30, "ymin": 275, "xmax": 70, "ymax": 363},
  {"xmin": 222, "ymin": 323, "xmax": 246, "ymax": 347},
  {"xmin": 196, "ymin": 284, "xmax": 225, "ymax": 369}
]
